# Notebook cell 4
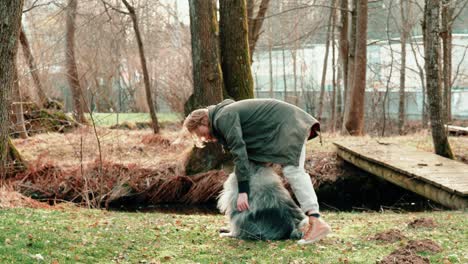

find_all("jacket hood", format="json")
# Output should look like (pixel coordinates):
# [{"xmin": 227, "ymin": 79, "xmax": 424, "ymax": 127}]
[{"xmin": 208, "ymin": 99, "xmax": 235, "ymax": 142}]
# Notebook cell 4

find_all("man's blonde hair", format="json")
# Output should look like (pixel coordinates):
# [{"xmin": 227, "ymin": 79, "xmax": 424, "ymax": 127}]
[
  {"xmin": 183, "ymin": 109, "xmax": 209, "ymax": 148},
  {"xmin": 183, "ymin": 108, "xmax": 209, "ymax": 132}
]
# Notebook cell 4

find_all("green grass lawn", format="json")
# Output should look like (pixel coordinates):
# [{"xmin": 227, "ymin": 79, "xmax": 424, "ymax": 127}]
[
  {"xmin": 85, "ymin": 113, "xmax": 182, "ymax": 127},
  {"xmin": 0, "ymin": 207, "xmax": 466, "ymax": 263}
]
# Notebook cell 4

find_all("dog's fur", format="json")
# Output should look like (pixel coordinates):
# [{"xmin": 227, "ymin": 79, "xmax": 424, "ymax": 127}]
[{"xmin": 217, "ymin": 164, "xmax": 308, "ymax": 240}]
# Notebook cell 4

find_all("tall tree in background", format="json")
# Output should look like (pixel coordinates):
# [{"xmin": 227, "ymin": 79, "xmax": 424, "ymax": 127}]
[
  {"xmin": 338, "ymin": 0, "xmax": 349, "ymax": 125},
  {"xmin": 0, "ymin": 0, "xmax": 24, "ymax": 179},
  {"xmin": 219, "ymin": 0, "xmax": 254, "ymax": 100},
  {"xmin": 66, "ymin": 0, "xmax": 87, "ymax": 124},
  {"xmin": 343, "ymin": 0, "xmax": 367, "ymax": 135},
  {"xmin": 19, "ymin": 26, "xmax": 49, "ymax": 107},
  {"xmin": 441, "ymin": 0, "xmax": 453, "ymax": 122},
  {"xmin": 398, "ymin": 0, "xmax": 411, "ymax": 135},
  {"xmin": 184, "ymin": 0, "xmax": 224, "ymax": 115},
  {"xmin": 65, "ymin": 0, "xmax": 90, "ymax": 122},
  {"xmin": 317, "ymin": 0, "xmax": 335, "ymax": 121},
  {"xmin": 247, "ymin": 0, "xmax": 270, "ymax": 61},
  {"xmin": 342, "ymin": 0, "xmax": 357, "ymax": 133},
  {"xmin": 423, "ymin": 0, "xmax": 454, "ymax": 159},
  {"xmin": 12, "ymin": 66, "xmax": 28, "ymax": 139},
  {"xmin": 122, "ymin": 0, "xmax": 160, "ymax": 134}
]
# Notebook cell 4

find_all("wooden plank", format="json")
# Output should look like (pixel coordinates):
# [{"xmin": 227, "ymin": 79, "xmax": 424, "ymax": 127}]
[
  {"xmin": 445, "ymin": 125, "xmax": 468, "ymax": 136},
  {"xmin": 335, "ymin": 147, "xmax": 468, "ymax": 209},
  {"xmin": 334, "ymin": 141, "xmax": 468, "ymax": 196}
]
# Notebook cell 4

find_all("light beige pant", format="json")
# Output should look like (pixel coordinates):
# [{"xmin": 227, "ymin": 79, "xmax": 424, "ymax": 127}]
[{"xmin": 282, "ymin": 141, "xmax": 319, "ymax": 214}]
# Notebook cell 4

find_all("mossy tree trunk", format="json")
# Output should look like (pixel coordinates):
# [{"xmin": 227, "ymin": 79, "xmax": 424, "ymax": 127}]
[
  {"xmin": 219, "ymin": 0, "xmax": 254, "ymax": 101},
  {"xmin": 423, "ymin": 0, "xmax": 454, "ymax": 159},
  {"xmin": 184, "ymin": 0, "xmax": 224, "ymax": 116},
  {"xmin": 7, "ymin": 137, "xmax": 27, "ymax": 176},
  {"xmin": 0, "ymin": 0, "xmax": 24, "ymax": 180},
  {"xmin": 185, "ymin": 0, "xmax": 226, "ymax": 175}
]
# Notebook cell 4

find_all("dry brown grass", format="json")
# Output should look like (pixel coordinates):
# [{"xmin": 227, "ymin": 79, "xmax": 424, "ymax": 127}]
[
  {"xmin": 12, "ymin": 126, "xmax": 192, "ymax": 170},
  {"xmin": 0, "ymin": 186, "xmax": 50, "ymax": 209},
  {"xmin": 8, "ymin": 127, "xmax": 468, "ymax": 207}
]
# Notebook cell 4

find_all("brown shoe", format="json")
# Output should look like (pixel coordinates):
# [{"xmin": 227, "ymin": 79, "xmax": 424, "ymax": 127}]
[{"xmin": 298, "ymin": 217, "xmax": 331, "ymax": 245}]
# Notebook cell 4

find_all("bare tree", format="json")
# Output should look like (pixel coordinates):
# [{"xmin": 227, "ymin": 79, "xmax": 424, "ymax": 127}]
[
  {"xmin": 423, "ymin": 0, "xmax": 454, "ymax": 159},
  {"xmin": 219, "ymin": 0, "xmax": 255, "ymax": 100},
  {"xmin": 121, "ymin": 0, "xmax": 160, "ymax": 133},
  {"xmin": 12, "ymin": 66, "xmax": 28, "ymax": 139},
  {"xmin": 343, "ymin": 0, "xmax": 367, "ymax": 135},
  {"xmin": 317, "ymin": 0, "xmax": 335, "ymax": 121},
  {"xmin": 331, "ymin": 1, "xmax": 338, "ymax": 132},
  {"xmin": 440, "ymin": 0, "xmax": 467, "ymax": 122},
  {"xmin": 247, "ymin": 0, "xmax": 271, "ymax": 61},
  {"xmin": 342, "ymin": 0, "xmax": 357, "ymax": 133},
  {"xmin": 66, "ymin": 0, "xmax": 87, "ymax": 124},
  {"xmin": 441, "ymin": 0, "xmax": 453, "ymax": 122},
  {"xmin": 398, "ymin": 0, "xmax": 411, "ymax": 135},
  {"xmin": 1, "ymin": 0, "xmax": 24, "ymax": 179},
  {"xmin": 19, "ymin": 26, "xmax": 49, "ymax": 107},
  {"xmin": 338, "ymin": 0, "xmax": 349, "ymax": 124}
]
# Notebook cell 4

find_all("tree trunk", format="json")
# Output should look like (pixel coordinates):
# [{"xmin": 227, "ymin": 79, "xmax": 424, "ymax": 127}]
[
  {"xmin": 331, "ymin": 1, "xmax": 338, "ymax": 132},
  {"xmin": 185, "ymin": 0, "xmax": 224, "ymax": 115},
  {"xmin": 342, "ymin": 0, "xmax": 357, "ymax": 133},
  {"xmin": 0, "ymin": 0, "xmax": 24, "ymax": 179},
  {"xmin": 441, "ymin": 0, "xmax": 453, "ymax": 122},
  {"xmin": 318, "ymin": 2, "xmax": 335, "ymax": 121},
  {"xmin": 336, "ymin": 56, "xmax": 343, "ymax": 131},
  {"xmin": 185, "ymin": 0, "xmax": 226, "ymax": 175},
  {"xmin": 338, "ymin": 0, "xmax": 349, "ymax": 125},
  {"xmin": 12, "ymin": 66, "xmax": 28, "ymax": 139},
  {"xmin": 344, "ymin": 0, "xmax": 367, "ymax": 135},
  {"xmin": 282, "ymin": 46, "xmax": 287, "ymax": 101},
  {"xmin": 268, "ymin": 35, "xmax": 274, "ymax": 98},
  {"xmin": 65, "ymin": 0, "xmax": 87, "ymax": 124},
  {"xmin": 292, "ymin": 49, "xmax": 298, "ymax": 105},
  {"xmin": 248, "ymin": 0, "xmax": 270, "ymax": 61},
  {"xmin": 19, "ymin": 26, "xmax": 49, "ymax": 107},
  {"xmin": 122, "ymin": 0, "xmax": 160, "ymax": 134},
  {"xmin": 409, "ymin": 35, "xmax": 428, "ymax": 128},
  {"xmin": 383, "ymin": 0, "xmax": 395, "ymax": 137},
  {"xmin": 219, "ymin": 0, "xmax": 254, "ymax": 100},
  {"xmin": 398, "ymin": 0, "xmax": 409, "ymax": 135},
  {"xmin": 423, "ymin": 0, "xmax": 454, "ymax": 159}
]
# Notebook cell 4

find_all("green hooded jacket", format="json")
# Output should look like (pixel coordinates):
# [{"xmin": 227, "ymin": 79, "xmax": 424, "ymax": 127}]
[{"xmin": 207, "ymin": 99, "xmax": 319, "ymax": 194}]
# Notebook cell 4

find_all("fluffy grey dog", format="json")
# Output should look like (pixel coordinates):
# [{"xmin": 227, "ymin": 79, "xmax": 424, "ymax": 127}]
[{"xmin": 217, "ymin": 164, "xmax": 308, "ymax": 240}]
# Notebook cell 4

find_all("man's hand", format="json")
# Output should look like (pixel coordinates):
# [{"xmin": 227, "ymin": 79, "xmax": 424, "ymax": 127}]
[{"xmin": 237, "ymin": 193, "xmax": 250, "ymax": 211}]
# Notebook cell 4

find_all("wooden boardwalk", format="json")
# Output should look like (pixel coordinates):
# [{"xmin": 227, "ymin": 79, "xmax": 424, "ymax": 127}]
[{"xmin": 334, "ymin": 141, "xmax": 468, "ymax": 209}]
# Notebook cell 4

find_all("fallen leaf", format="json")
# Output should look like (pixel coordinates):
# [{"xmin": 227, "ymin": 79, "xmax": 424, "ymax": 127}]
[{"xmin": 31, "ymin": 254, "xmax": 44, "ymax": 261}]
